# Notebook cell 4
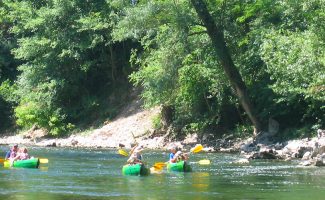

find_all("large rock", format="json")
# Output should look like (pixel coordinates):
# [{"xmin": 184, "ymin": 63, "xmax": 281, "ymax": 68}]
[
  {"xmin": 282, "ymin": 139, "xmax": 315, "ymax": 158},
  {"xmin": 314, "ymin": 154, "xmax": 325, "ymax": 166},
  {"xmin": 240, "ymin": 137, "xmax": 256, "ymax": 152},
  {"xmin": 318, "ymin": 129, "xmax": 325, "ymax": 138},
  {"xmin": 302, "ymin": 151, "xmax": 311, "ymax": 160},
  {"xmin": 312, "ymin": 145, "xmax": 325, "ymax": 158},
  {"xmin": 283, "ymin": 140, "xmax": 303, "ymax": 155},
  {"xmin": 297, "ymin": 146, "xmax": 314, "ymax": 158},
  {"xmin": 300, "ymin": 160, "xmax": 312, "ymax": 166},
  {"xmin": 23, "ymin": 125, "xmax": 48, "ymax": 140},
  {"xmin": 250, "ymin": 149, "xmax": 279, "ymax": 159},
  {"xmin": 183, "ymin": 133, "xmax": 198, "ymax": 145}
]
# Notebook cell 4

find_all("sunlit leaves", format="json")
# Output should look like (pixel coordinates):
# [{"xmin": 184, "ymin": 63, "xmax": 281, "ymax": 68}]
[
  {"xmin": 260, "ymin": 30, "xmax": 325, "ymax": 102},
  {"xmin": 2, "ymin": 0, "xmax": 118, "ymax": 135}
]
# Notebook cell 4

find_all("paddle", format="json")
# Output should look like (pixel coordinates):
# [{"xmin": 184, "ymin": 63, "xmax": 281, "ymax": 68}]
[
  {"xmin": 191, "ymin": 144, "xmax": 203, "ymax": 153},
  {"xmin": 152, "ymin": 144, "xmax": 205, "ymax": 170},
  {"xmin": 191, "ymin": 159, "xmax": 211, "ymax": 165},
  {"xmin": 39, "ymin": 158, "xmax": 49, "ymax": 164},
  {"xmin": 152, "ymin": 162, "xmax": 167, "ymax": 170},
  {"xmin": 0, "ymin": 158, "xmax": 49, "ymax": 164},
  {"xmin": 118, "ymin": 149, "xmax": 129, "ymax": 157}
]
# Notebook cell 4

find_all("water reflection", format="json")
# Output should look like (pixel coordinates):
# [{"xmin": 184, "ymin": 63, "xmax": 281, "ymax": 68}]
[
  {"xmin": 191, "ymin": 172, "xmax": 210, "ymax": 188},
  {"xmin": 1, "ymin": 146, "xmax": 325, "ymax": 200}
]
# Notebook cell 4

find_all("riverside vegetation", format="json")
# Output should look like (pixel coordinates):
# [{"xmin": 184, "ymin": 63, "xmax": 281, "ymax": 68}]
[{"xmin": 0, "ymin": 0, "xmax": 324, "ymax": 160}]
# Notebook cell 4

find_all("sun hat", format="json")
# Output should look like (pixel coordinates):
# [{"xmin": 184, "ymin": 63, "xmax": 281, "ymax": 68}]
[
  {"xmin": 134, "ymin": 145, "xmax": 144, "ymax": 153},
  {"xmin": 167, "ymin": 145, "xmax": 177, "ymax": 150}
]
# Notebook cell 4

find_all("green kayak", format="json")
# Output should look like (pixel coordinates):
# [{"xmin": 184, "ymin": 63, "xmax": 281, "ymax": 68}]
[
  {"xmin": 122, "ymin": 163, "xmax": 150, "ymax": 176},
  {"xmin": 3, "ymin": 158, "xmax": 40, "ymax": 168},
  {"xmin": 167, "ymin": 160, "xmax": 191, "ymax": 172}
]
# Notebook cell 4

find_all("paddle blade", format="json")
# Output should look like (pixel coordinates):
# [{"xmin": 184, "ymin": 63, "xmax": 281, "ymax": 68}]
[
  {"xmin": 118, "ymin": 149, "xmax": 128, "ymax": 157},
  {"xmin": 191, "ymin": 144, "xmax": 203, "ymax": 153},
  {"xmin": 198, "ymin": 159, "xmax": 211, "ymax": 165},
  {"xmin": 39, "ymin": 158, "xmax": 49, "ymax": 164},
  {"xmin": 154, "ymin": 162, "xmax": 166, "ymax": 167},
  {"xmin": 153, "ymin": 165, "xmax": 164, "ymax": 171},
  {"xmin": 153, "ymin": 162, "xmax": 167, "ymax": 170}
]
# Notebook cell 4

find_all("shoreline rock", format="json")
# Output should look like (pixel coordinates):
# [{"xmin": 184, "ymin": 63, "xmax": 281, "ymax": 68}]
[{"xmin": 1, "ymin": 126, "xmax": 324, "ymax": 167}]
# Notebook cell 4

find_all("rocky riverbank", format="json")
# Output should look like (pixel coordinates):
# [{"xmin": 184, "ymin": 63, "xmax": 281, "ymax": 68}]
[
  {"xmin": 1, "ymin": 95, "xmax": 324, "ymax": 167},
  {"xmin": 211, "ymin": 129, "xmax": 325, "ymax": 167},
  {"xmin": 1, "ymin": 128, "xmax": 325, "ymax": 167}
]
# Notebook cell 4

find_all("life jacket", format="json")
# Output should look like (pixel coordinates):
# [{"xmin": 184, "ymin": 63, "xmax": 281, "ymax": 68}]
[{"xmin": 19, "ymin": 153, "xmax": 29, "ymax": 160}]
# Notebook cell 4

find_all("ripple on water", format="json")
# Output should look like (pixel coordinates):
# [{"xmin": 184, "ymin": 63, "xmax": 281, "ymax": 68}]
[{"xmin": 1, "ymin": 147, "xmax": 325, "ymax": 200}]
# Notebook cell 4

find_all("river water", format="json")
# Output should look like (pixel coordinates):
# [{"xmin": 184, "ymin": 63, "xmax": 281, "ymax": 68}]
[{"xmin": 1, "ymin": 146, "xmax": 325, "ymax": 200}]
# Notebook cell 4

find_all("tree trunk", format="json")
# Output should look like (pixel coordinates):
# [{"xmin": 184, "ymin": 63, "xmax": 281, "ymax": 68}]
[
  {"xmin": 109, "ymin": 45, "xmax": 116, "ymax": 83},
  {"xmin": 190, "ymin": 0, "xmax": 262, "ymax": 135},
  {"xmin": 161, "ymin": 105, "xmax": 174, "ymax": 129}
]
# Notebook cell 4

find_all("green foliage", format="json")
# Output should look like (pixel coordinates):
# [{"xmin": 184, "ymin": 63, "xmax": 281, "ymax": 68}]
[
  {"xmin": 0, "ymin": 0, "xmax": 132, "ymax": 135},
  {"xmin": 233, "ymin": 124, "xmax": 254, "ymax": 138},
  {"xmin": 0, "ymin": 2, "xmax": 19, "ymax": 131},
  {"xmin": 14, "ymin": 102, "xmax": 74, "ymax": 136},
  {"xmin": 255, "ymin": 1, "xmax": 325, "ymax": 127},
  {"xmin": 276, "ymin": 125, "xmax": 317, "ymax": 141},
  {"xmin": 260, "ymin": 30, "xmax": 324, "ymax": 101},
  {"xmin": 116, "ymin": 0, "xmax": 324, "ymax": 137},
  {"xmin": 181, "ymin": 122, "xmax": 209, "ymax": 136},
  {"xmin": 151, "ymin": 114, "xmax": 162, "ymax": 130},
  {"xmin": 0, "ymin": 80, "xmax": 17, "ymax": 103},
  {"xmin": 0, "ymin": 0, "xmax": 323, "ymax": 138},
  {"xmin": 115, "ymin": 1, "xmax": 241, "ymax": 133}
]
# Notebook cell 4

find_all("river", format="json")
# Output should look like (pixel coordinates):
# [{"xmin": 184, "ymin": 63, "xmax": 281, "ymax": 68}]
[{"xmin": 1, "ymin": 146, "xmax": 325, "ymax": 200}]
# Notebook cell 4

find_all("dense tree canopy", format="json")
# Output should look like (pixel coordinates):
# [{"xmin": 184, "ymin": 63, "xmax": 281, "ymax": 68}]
[{"xmin": 0, "ymin": 0, "xmax": 324, "ymax": 138}]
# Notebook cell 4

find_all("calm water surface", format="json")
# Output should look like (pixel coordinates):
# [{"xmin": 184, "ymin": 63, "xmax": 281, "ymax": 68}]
[{"xmin": 1, "ymin": 146, "xmax": 325, "ymax": 200}]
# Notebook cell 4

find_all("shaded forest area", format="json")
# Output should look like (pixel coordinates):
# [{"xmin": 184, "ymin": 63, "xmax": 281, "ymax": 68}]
[{"xmin": 0, "ymin": 0, "xmax": 324, "ymax": 139}]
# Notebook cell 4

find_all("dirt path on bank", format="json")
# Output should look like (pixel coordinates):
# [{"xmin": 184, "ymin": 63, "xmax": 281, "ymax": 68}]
[{"xmin": 0, "ymin": 96, "xmax": 163, "ymax": 149}]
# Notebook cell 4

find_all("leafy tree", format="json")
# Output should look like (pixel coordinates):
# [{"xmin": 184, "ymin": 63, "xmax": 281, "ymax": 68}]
[
  {"xmin": 1, "ymin": 0, "xmax": 323, "ymax": 137},
  {"xmin": 190, "ymin": 0, "xmax": 262, "ymax": 134},
  {"xmin": 113, "ymin": 0, "xmax": 261, "ymax": 134},
  {"xmin": 0, "ymin": 1, "xmax": 19, "ymax": 131},
  {"xmin": 114, "ymin": 0, "xmax": 324, "ymax": 137},
  {"xmin": 3, "ymin": 0, "xmax": 132, "ymax": 135}
]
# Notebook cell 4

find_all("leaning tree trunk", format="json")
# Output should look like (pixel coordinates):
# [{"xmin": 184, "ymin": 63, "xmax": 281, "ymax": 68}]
[
  {"xmin": 161, "ymin": 105, "xmax": 174, "ymax": 129},
  {"xmin": 190, "ymin": 0, "xmax": 262, "ymax": 135}
]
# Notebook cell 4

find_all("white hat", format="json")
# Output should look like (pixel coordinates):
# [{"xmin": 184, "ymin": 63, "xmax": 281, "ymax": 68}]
[
  {"xmin": 175, "ymin": 151, "xmax": 182, "ymax": 157},
  {"xmin": 167, "ymin": 145, "xmax": 177, "ymax": 150},
  {"xmin": 134, "ymin": 146, "xmax": 144, "ymax": 153}
]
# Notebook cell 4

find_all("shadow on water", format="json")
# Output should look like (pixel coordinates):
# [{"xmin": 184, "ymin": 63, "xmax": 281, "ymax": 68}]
[{"xmin": 1, "ymin": 146, "xmax": 325, "ymax": 200}]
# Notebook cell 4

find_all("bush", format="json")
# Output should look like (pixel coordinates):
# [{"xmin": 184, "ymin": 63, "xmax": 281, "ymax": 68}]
[{"xmin": 151, "ymin": 114, "xmax": 162, "ymax": 130}]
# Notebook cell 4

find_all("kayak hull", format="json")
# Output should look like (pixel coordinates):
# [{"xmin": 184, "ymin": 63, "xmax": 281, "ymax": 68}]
[
  {"xmin": 122, "ymin": 163, "xmax": 150, "ymax": 176},
  {"xmin": 3, "ymin": 158, "xmax": 40, "ymax": 168},
  {"xmin": 167, "ymin": 161, "xmax": 191, "ymax": 172}
]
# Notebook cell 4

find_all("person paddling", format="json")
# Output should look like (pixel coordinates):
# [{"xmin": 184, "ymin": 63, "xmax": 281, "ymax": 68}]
[
  {"xmin": 168, "ymin": 146, "xmax": 177, "ymax": 163},
  {"xmin": 127, "ymin": 145, "xmax": 144, "ymax": 164},
  {"xmin": 17, "ymin": 147, "xmax": 30, "ymax": 160},
  {"xmin": 5, "ymin": 144, "xmax": 18, "ymax": 160},
  {"xmin": 168, "ymin": 146, "xmax": 188, "ymax": 163}
]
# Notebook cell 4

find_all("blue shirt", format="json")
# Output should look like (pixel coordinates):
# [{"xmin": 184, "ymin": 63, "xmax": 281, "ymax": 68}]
[
  {"xmin": 136, "ymin": 153, "xmax": 142, "ymax": 160},
  {"xmin": 5, "ymin": 150, "xmax": 11, "ymax": 159},
  {"xmin": 169, "ymin": 153, "xmax": 175, "ymax": 160}
]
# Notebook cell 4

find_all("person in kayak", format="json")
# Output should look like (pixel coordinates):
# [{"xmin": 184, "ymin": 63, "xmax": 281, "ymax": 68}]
[
  {"xmin": 127, "ymin": 145, "xmax": 144, "ymax": 164},
  {"xmin": 168, "ymin": 146, "xmax": 178, "ymax": 163},
  {"xmin": 5, "ymin": 144, "xmax": 18, "ymax": 160},
  {"xmin": 169, "ymin": 146, "xmax": 188, "ymax": 163},
  {"xmin": 174, "ymin": 151, "xmax": 189, "ymax": 162},
  {"xmin": 19, "ymin": 147, "xmax": 30, "ymax": 160},
  {"xmin": 11, "ymin": 147, "xmax": 30, "ymax": 161}
]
